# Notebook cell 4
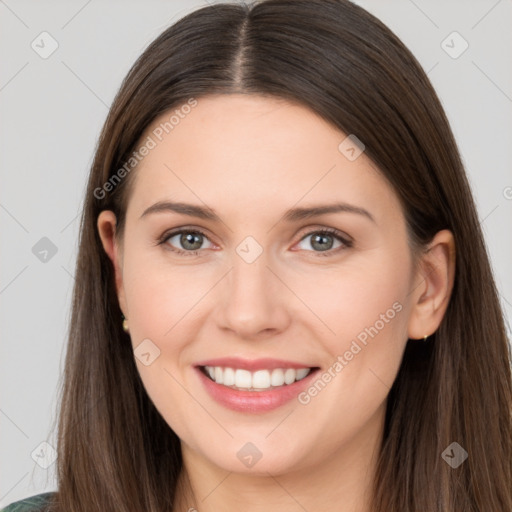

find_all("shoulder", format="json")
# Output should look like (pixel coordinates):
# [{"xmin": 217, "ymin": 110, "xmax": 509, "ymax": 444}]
[{"xmin": 1, "ymin": 492, "xmax": 56, "ymax": 512}]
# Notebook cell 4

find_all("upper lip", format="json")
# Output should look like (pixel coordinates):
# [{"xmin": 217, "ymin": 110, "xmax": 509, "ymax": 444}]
[{"xmin": 195, "ymin": 357, "xmax": 317, "ymax": 372}]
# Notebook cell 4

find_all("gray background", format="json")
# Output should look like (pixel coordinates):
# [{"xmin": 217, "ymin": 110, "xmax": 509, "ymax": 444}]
[{"xmin": 1, "ymin": 0, "xmax": 511, "ymax": 506}]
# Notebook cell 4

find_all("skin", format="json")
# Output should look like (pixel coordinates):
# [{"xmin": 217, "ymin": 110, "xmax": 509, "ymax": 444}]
[{"xmin": 98, "ymin": 94, "xmax": 455, "ymax": 512}]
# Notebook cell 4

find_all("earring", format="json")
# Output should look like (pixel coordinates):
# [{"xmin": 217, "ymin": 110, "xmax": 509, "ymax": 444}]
[
  {"xmin": 122, "ymin": 316, "xmax": 129, "ymax": 333},
  {"xmin": 423, "ymin": 334, "xmax": 429, "ymax": 342}
]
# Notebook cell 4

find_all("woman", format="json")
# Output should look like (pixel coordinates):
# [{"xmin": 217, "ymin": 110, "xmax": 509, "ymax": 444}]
[{"xmin": 3, "ymin": 0, "xmax": 511, "ymax": 510}]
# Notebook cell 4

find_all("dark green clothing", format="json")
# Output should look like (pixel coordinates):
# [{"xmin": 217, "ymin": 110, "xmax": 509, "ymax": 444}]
[{"xmin": 1, "ymin": 492, "xmax": 55, "ymax": 512}]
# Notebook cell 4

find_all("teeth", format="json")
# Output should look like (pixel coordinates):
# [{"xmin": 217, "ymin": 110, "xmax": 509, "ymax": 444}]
[
  {"xmin": 296, "ymin": 368, "xmax": 310, "ymax": 380},
  {"xmin": 203, "ymin": 366, "xmax": 312, "ymax": 391},
  {"xmin": 284, "ymin": 368, "xmax": 296, "ymax": 385},
  {"xmin": 271, "ymin": 369, "xmax": 285, "ymax": 387},
  {"xmin": 235, "ymin": 369, "xmax": 252, "ymax": 388},
  {"xmin": 223, "ymin": 367, "xmax": 235, "ymax": 386}
]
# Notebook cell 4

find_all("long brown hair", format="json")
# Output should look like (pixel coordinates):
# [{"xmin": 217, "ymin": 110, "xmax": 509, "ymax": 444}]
[{"xmin": 48, "ymin": 0, "xmax": 512, "ymax": 510}]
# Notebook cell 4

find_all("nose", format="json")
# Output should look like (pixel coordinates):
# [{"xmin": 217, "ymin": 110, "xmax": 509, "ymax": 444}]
[{"xmin": 215, "ymin": 250, "xmax": 291, "ymax": 340}]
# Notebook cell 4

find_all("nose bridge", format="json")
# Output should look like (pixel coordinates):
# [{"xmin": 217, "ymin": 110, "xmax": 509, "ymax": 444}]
[
  {"xmin": 231, "ymin": 248, "xmax": 271, "ymax": 298},
  {"xmin": 217, "ymin": 240, "xmax": 289, "ymax": 337}
]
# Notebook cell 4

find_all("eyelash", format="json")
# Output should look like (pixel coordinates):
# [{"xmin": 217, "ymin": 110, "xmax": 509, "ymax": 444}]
[{"xmin": 156, "ymin": 227, "xmax": 353, "ymax": 258}]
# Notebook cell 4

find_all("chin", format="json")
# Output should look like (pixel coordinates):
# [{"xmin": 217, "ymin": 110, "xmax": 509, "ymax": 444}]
[{"xmin": 192, "ymin": 436, "xmax": 309, "ymax": 476}]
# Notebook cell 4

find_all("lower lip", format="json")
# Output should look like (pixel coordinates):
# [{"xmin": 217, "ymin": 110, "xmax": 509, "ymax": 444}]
[{"xmin": 195, "ymin": 367, "xmax": 319, "ymax": 413}]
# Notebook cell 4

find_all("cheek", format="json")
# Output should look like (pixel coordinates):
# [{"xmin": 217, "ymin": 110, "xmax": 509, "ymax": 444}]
[
  {"xmin": 290, "ymin": 257, "xmax": 410, "ymax": 435},
  {"xmin": 121, "ymin": 251, "xmax": 212, "ymax": 434},
  {"xmin": 296, "ymin": 252, "xmax": 409, "ymax": 346},
  {"xmin": 292, "ymin": 251, "xmax": 411, "ymax": 414},
  {"xmin": 123, "ymin": 246, "xmax": 215, "ymax": 340}
]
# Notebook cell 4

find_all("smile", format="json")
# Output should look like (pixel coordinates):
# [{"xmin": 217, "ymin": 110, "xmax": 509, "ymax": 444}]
[
  {"xmin": 201, "ymin": 365, "xmax": 312, "ymax": 391},
  {"xmin": 194, "ymin": 357, "xmax": 321, "ymax": 413}
]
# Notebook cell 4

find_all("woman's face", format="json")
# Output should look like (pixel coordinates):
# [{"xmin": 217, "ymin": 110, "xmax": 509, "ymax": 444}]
[{"xmin": 99, "ymin": 94, "xmax": 426, "ymax": 475}]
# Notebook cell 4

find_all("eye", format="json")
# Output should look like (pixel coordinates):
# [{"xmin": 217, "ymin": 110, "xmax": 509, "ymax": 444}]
[
  {"xmin": 157, "ymin": 226, "xmax": 352, "ymax": 257},
  {"xmin": 295, "ymin": 228, "xmax": 352, "ymax": 256},
  {"xmin": 160, "ymin": 229, "xmax": 214, "ymax": 256}
]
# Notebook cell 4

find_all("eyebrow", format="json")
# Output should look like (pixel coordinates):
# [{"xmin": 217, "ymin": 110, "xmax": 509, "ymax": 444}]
[{"xmin": 139, "ymin": 200, "xmax": 375, "ymax": 224}]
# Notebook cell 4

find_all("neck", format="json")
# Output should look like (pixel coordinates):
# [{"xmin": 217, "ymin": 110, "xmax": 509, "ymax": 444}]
[{"xmin": 173, "ymin": 403, "xmax": 385, "ymax": 512}]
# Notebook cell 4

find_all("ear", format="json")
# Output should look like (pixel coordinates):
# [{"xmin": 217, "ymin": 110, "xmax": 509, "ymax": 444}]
[
  {"xmin": 97, "ymin": 210, "xmax": 128, "ymax": 316},
  {"xmin": 407, "ymin": 229, "xmax": 456, "ymax": 340}
]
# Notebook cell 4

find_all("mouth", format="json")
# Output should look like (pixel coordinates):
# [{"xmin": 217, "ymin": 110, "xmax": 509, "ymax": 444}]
[
  {"xmin": 193, "ymin": 357, "xmax": 321, "ymax": 413},
  {"xmin": 198, "ymin": 365, "xmax": 318, "ymax": 392}
]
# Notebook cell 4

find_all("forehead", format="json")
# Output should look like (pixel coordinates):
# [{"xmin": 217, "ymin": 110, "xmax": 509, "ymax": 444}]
[{"xmin": 126, "ymin": 94, "xmax": 401, "ymax": 224}]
